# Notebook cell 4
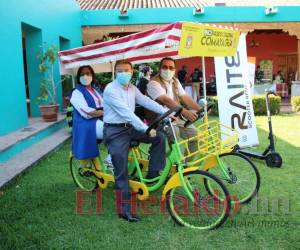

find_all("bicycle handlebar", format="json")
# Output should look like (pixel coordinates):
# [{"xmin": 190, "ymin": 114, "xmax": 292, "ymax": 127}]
[
  {"xmin": 184, "ymin": 103, "xmax": 213, "ymax": 128},
  {"xmin": 146, "ymin": 106, "xmax": 182, "ymax": 135}
]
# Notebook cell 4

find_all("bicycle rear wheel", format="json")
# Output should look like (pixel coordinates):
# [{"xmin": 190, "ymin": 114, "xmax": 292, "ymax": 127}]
[
  {"xmin": 166, "ymin": 170, "xmax": 231, "ymax": 230},
  {"xmin": 204, "ymin": 152, "xmax": 260, "ymax": 204},
  {"xmin": 70, "ymin": 156, "xmax": 98, "ymax": 191}
]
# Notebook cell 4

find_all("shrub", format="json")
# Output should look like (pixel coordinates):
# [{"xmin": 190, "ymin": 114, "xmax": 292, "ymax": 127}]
[
  {"xmin": 208, "ymin": 95, "xmax": 281, "ymax": 116},
  {"xmin": 291, "ymin": 96, "xmax": 300, "ymax": 112},
  {"xmin": 252, "ymin": 95, "xmax": 281, "ymax": 115}
]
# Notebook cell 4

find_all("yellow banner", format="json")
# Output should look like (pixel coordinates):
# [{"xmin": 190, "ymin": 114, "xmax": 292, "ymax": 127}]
[{"xmin": 179, "ymin": 22, "xmax": 240, "ymax": 57}]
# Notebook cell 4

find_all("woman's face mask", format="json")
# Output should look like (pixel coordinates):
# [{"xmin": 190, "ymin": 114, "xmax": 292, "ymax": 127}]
[
  {"xmin": 116, "ymin": 72, "xmax": 132, "ymax": 85},
  {"xmin": 160, "ymin": 69, "xmax": 175, "ymax": 81},
  {"xmin": 80, "ymin": 74, "xmax": 93, "ymax": 86}
]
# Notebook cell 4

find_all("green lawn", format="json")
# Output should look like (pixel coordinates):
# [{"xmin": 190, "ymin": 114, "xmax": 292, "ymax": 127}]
[{"xmin": 1, "ymin": 114, "xmax": 300, "ymax": 249}]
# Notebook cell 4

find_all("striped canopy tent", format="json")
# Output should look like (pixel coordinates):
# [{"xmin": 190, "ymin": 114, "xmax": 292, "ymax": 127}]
[{"xmin": 58, "ymin": 21, "xmax": 239, "ymax": 74}]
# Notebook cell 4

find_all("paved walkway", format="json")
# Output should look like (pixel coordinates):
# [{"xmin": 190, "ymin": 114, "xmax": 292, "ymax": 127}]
[
  {"xmin": 0, "ymin": 127, "xmax": 70, "ymax": 188},
  {"xmin": 0, "ymin": 115, "xmax": 65, "ymax": 153}
]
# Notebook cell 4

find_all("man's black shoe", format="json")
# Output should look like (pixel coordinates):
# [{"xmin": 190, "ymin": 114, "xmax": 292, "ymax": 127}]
[{"xmin": 118, "ymin": 212, "xmax": 140, "ymax": 222}]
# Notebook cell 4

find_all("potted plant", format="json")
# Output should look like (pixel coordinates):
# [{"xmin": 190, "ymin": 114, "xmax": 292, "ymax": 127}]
[{"xmin": 37, "ymin": 44, "xmax": 61, "ymax": 122}]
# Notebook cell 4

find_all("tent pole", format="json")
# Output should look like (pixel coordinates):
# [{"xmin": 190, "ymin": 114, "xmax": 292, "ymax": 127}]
[
  {"xmin": 111, "ymin": 62, "xmax": 115, "ymax": 80},
  {"xmin": 201, "ymin": 56, "xmax": 208, "ymax": 122},
  {"xmin": 71, "ymin": 73, "xmax": 75, "ymax": 88}
]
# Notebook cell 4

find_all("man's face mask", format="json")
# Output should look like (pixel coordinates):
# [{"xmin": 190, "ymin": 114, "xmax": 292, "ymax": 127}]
[
  {"xmin": 116, "ymin": 72, "xmax": 132, "ymax": 85},
  {"xmin": 160, "ymin": 69, "xmax": 175, "ymax": 81}
]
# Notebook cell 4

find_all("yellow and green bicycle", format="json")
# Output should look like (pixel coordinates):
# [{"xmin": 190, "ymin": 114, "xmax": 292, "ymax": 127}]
[{"xmin": 70, "ymin": 107, "xmax": 233, "ymax": 230}]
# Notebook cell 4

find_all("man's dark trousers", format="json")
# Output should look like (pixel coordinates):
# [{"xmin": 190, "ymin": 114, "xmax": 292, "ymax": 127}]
[{"xmin": 103, "ymin": 126, "xmax": 165, "ymax": 214}]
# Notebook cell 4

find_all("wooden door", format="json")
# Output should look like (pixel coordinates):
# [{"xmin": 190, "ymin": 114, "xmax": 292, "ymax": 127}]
[
  {"xmin": 287, "ymin": 55, "xmax": 298, "ymax": 84},
  {"xmin": 277, "ymin": 55, "xmax": 288, "ymax": 81},
  {"xmin": 277, "ymin": 54, "xmax": 298, "ymax": 84}
]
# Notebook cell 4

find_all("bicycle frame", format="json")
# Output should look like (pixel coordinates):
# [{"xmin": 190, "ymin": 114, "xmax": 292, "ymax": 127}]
[
  {"xmin": 75, "ymin": 118, "xmax": 237, "ymax": 203},
  {"xmin": 75, "ymin": 118, "xmax": 197, "ymax": 202},
  {"xmin": 128, "ymin": 119, "xmax": 197, "ymax": 202}
]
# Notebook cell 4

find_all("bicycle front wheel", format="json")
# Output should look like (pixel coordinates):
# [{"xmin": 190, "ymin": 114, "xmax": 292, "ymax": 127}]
[
  {"xmin": 70, "ymin": 156, "xmax": 98, "ymax": 191},
  {"xmin": 205, "ymin": 152, "xmax": 260, "ymax": 204},
  {"xmin": 166, "ymin": 170, "xmax": 231, "ymax": 230}
]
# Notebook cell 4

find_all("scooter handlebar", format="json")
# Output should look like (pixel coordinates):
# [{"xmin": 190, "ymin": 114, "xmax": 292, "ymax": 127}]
[{"xmin": 265, "ymin": 90, "xmax": 277, "ymax": 97}]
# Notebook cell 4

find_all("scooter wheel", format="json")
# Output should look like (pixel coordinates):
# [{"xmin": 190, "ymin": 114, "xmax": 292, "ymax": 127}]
[{"xmin": 266, "ymin": 152, "xmax": 282, "ymax": 168}]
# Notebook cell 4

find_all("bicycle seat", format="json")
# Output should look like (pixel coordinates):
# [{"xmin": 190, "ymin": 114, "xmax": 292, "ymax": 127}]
[{"xmin": 130, "ymin": 140, "xmax": 140, "ymax": 148}]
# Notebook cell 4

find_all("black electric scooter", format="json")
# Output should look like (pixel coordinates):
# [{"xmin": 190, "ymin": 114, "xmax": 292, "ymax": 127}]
[{"xmin": 236, "ymin": 91, "xmax": 283, "ymax": 168}]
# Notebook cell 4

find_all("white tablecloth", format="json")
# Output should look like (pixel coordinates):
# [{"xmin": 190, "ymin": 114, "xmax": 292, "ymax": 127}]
[{"xmin": 292, "ymin": 84, "xmax": 300, "ymax": 96}]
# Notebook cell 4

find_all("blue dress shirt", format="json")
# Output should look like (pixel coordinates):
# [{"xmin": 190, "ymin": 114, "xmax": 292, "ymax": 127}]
[{"xmin": 103, "ymin": 80, "xmax": 167, "ymax": 132}]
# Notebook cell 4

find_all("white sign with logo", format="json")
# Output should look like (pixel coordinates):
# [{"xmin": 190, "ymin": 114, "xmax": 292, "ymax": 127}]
[{"xmin": 214, "ymin": 33, "xmax": 259, "ymax": 148}]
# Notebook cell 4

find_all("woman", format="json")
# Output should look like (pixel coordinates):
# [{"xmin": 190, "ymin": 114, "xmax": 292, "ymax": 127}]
[
  {"xmin": 137, "ymin": 66, "xmax": 152, "ymax": 95},
  {"xmin": 190, "ymin": 68, "xmax": 202, "ymax": 101},
  {"xmin": 70, "ymin": 65, "xmax": 104, "ymax": 160},
  {"xmin": 136, "ymin": 66, "xmax": 152, "ymax": 122}
]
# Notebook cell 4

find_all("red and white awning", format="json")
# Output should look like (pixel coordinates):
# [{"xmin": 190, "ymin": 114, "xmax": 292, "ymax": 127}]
[{"xmin": 58, "ymin": 22, "xmax": 238, "ymax": 73}]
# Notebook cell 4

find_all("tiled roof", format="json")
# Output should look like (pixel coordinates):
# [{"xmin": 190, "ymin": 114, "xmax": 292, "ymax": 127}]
[{"xmin": 77, "ymin": 0, "xmax": 300, "ymax": 10}]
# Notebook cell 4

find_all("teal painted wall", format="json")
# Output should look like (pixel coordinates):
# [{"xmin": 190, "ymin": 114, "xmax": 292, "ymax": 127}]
[
  {"xmin": 22, "ymin": 23, "xmax": 43, "ymax": 118},
  {"xmin": 0, "ymin": 0, "xmax": 82, "ymax": 135},
  {"xmin": 81, "ymin": 6, "xmax": 300, "ymax": 26}
]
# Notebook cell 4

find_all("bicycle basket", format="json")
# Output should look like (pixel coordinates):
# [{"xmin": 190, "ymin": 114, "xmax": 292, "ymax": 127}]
[{"xmin": 177, "ymin": 120, "xmax": 239, "ymax": 164}]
